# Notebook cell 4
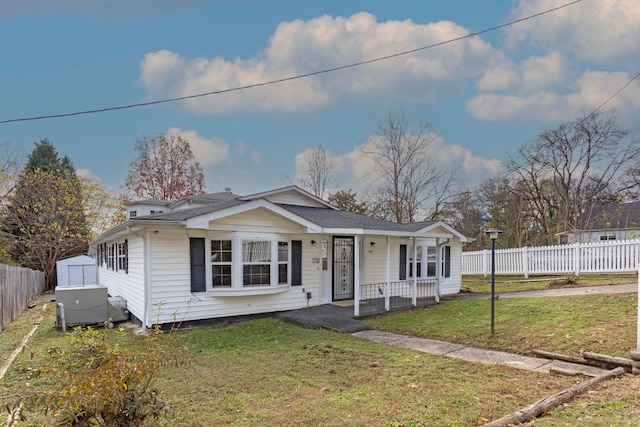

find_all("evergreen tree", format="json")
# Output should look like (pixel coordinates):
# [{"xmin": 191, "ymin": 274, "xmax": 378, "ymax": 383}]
[
  {"xmin": 24, "ymin": 138, "xmax": 62, "ymax": 173},
  {"xmin": 2, "ymin": 140, "xmax": 90, "ymax": 289}
]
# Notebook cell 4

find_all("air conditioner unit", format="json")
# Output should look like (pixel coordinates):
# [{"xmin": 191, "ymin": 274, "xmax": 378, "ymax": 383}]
[{"xmin": 55, "ymin": 284, "xmax": 108, "ymax": 328}]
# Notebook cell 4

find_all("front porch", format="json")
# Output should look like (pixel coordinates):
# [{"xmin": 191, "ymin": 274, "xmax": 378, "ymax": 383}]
[{"xmin": 357, "ymin": 278, "xmax": 439, "ymax": 316}]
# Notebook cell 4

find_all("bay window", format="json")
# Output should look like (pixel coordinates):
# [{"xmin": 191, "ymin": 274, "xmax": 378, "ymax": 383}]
[
  {"xmin": 211, "ymin": 240, "xmax": 232, "ymax": 287},
  {"xmin": 202, "ymin": 236, "xmax": 298, "ymax": 293},
  {"xmin": 242, "ymin": 240, "xmax": 271, "ymax": 286},
  {"xmin": 278, "ymin": 241, "xmax": 289, "ymax": 284}
]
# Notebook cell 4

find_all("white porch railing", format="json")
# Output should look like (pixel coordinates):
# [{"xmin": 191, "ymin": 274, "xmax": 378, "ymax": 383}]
[
  {"xmin": 462, "ymin": 239, "xmax": 640, "ymax": 277},
  {"xmin": 357, "ymin": 278, "xmax": 438, "ymax": 316}
]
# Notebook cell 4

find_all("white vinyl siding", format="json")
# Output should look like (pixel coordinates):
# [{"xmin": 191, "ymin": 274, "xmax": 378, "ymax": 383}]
[
  {"xmin": 97, "ymin": 235, "xmax": 145, "ymax": 322},
  {"xmin": 142, "ymin": 230, "xmax": 318, "ymax": 326},
  {"xmin": 439, "ymin": 240, "xmax": 463, "ymax": 295}
]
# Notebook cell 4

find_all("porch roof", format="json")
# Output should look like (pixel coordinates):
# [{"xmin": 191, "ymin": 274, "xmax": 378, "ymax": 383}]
[{"xmin": 278, "ymin": 204, "xmax": 438, "ymax": 233}]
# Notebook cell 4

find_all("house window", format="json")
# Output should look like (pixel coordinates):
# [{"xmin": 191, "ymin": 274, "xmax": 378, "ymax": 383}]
[
  {"xmin": 129, "ymin": 210, "xmax": 137, "ymax": 218},
  {"xmin": 242, "ymin": 240, "xmax": 271, "ymax": 286},
  {"xmin": 599, "ymin": 234, "xmax": 616, "ymax": 241},
  {"xmin": 211, "ymin": 240, "xmax": 232, "ymax": 287},
  {"xmin": 150, "ymin": 210, "xmax": 164, "ymax": 215},
  {"xmin": 278, "ymin": 241, "xmax": 288, "ymax": 284},
  {"xmin": 441, "ymin": 246, "xmax": 451, "ymax": 278},
  {"xmin": 409, "ymin": 245, "xmax": 422, "ymax": 278},
  {"xmin": 117, "ymin": 239, "xmax": 128, "ymax": 273},
  {"xmin": 426, "ymin": 246, "xmax": 436, "ymax": 277},
  {"xmin": 108, "ymin": 244, "xmax": 115, "ymax": 269}
]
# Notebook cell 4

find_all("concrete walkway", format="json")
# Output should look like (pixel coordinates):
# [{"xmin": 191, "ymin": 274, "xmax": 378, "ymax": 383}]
[
  {"xmin": 353, "ymin": 330, "xmax": 609, "ymax": 377},
  {"xmin": 278, "ymin": 284, "xmax": 637, "ymax": 376}
]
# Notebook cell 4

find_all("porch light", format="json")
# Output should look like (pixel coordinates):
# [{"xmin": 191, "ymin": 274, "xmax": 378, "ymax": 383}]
[
  {"xmin": 370, "ymin": 241, "xmax": 376, "ymax": 246},
  {"xmin": 310, "ymin": 240, "xmax": 316, "ymax": 245},
  {"xmin": 485, "ymin": 229, "xmax": 502, "ymax": 336}
]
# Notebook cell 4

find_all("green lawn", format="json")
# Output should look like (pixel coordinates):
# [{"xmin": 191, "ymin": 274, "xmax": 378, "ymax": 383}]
[{"xmin": 1, "ymin": 288, "xmax": 639, "ymax": 426}]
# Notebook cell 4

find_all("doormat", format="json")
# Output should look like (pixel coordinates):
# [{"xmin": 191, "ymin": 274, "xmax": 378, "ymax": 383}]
[{"xmin": 332, "ymin": 300, "xmax": 355, "ymax": 307}]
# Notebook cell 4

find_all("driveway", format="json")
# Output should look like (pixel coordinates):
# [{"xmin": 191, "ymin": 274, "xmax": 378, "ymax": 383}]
[{"xmin": 442, "ymin": 283, "xmax": 637, "ymax": 300}]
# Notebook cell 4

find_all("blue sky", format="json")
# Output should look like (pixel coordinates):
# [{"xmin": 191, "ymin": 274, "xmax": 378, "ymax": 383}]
[{"xmin": 1, "ymin": 0, "xmax": 639, "ymax": 197}]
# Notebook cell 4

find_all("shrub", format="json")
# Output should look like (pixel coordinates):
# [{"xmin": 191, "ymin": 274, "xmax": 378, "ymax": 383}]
[{"xmin": 13, "ymin": 326, "xmax": 181, "ymax": 426}]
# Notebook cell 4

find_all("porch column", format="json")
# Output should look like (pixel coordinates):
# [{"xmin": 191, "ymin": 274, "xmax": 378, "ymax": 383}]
[
  {"xmin": 354, "ymin": 235, "xmax": 361, "ymax": 317},
  {"xmin": 385, "ymin": 235, "xmax": 390, "ymax": 311},
  {"xmin": 412, "ymin": 238, "xmax": 417, "ymax": 306},
  {"xmin": 435, "ymin": 238, "xmax": 441, "ymax": 303}
]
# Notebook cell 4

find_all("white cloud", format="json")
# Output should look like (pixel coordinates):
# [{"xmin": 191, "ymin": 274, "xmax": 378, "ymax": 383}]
[
  {"xmin": 505, "ymin": 0, "xmax": 640, "ymax": 66},
  {"xmin": 299, "ymin": 135, "xmax": 502, "ymax": 195},
  {"xmin": 76, "ymin": 168, "xmax": 93, "ymax": 179},
  {"xmin": 140, "ymin": 12, "xmax": 498, "ymax": 115},
  {"xmin": 166, "ymin": 127, "xmax": 229, "ymax": 166},
  {"xmin": 236, "ymin": 141, "xmax": 263, "ymax": 164},
  {"xmin": 467, "ymin": 69, "xmax": 640, "ymax": 122}
]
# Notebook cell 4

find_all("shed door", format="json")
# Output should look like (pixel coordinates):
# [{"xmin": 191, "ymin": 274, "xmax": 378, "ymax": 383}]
[
  {"xmin": 68, "ymin": 265, "xmax": 96, "ymax": 285},
  {"xmin": 332, "ymin": 237, "xmax": 354, "ymax": 301},
  {"xmin": 68, "ymin": 266, "xmax": 85, "ymax": 286}
]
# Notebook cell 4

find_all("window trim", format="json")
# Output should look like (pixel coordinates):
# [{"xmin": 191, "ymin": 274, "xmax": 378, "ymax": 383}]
[{"xmin": 206, "ymin": 235, "xmax": 295, "ymax": 296}]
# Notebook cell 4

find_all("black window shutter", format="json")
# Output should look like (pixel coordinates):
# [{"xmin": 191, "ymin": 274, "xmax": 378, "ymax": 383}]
[
  {"xmin": 444, "ymin": 246, "xmax": 451, "ymax": 278},
  {"xmin": 291, "ymin": 240, "xmax": 302, "ymax": 286},
  {"xmin": 124, "ymin": 239, "xmax": 129, "ymax": 274},
  {"xmin": 399, "ymin": 244, "xmax": 407, "ymax": 280},
  {"xmin": 190, "ymin": 238, "xmax": 206, "ymax": 292}
]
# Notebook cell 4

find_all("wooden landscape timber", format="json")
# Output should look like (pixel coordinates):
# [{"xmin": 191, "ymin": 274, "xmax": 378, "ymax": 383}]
[
  {"xmin": 533, "ymin": 349, "xmax": 634, "ymax": 373},
  {"xmin": 483, "ymin": 367, "xmax": 626, "ymax": 427}
]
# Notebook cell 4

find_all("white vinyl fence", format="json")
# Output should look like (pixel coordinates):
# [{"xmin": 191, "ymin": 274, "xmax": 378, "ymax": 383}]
[{"xmin": 462, "ymin": 239, "xmax": 640, "ymax": 277}]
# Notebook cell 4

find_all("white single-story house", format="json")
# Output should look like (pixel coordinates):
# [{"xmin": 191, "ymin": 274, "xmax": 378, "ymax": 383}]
[
  {"xmin": 89, "ymin": 186, "xmax": 468, "ymax": 329},
  {"xmin": 558, "ymin": 201, "xmax": 640, "ymax": 244},
  {"xmin": 56, "ymin": 254, "xmax": 97, "ymax": 286}
]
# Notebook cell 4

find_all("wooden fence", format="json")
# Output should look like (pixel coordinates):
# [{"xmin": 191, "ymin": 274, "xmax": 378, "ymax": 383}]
[
  {"xmin": 0, "ymin": 264, "xmax": 45, "ymax": 332},
  {"xmin": 462, "ymin": 239, "xmax": 640, "ymax": 277}
]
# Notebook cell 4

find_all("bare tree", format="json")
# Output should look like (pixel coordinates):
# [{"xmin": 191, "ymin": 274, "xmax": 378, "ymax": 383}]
[
  {"xmin": 0, "ymin": 141, "xmax": 23, "ymax": 207},
  {"xmin": 124, "ymin": 133, "xmax": 206, "ymax": 201},
  {"xmin": 80, "ymin": 176, "xmax": 122, "ymax": 240},
  {"xmin": 364, "ymin": 107, "xmax": 454, "ymax": 223},
  {"xmin": 298, "ymin": 145, "xmax": 336, "ymax": 199},
  {"xmin": 505, "ymin": 110, "xmax": 639, "ymax": 244}
]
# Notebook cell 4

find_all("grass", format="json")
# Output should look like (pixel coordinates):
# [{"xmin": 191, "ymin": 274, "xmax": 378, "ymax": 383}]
[
  {"xmin": 365, "ymin": 293, "xmax": 637, "ymax": 357},
  {"xmin": 1, "ymin": 281, "xmax": 640, "ymax": 426},
  {"xmin": 462, "ymin": 273, "xmax": 637, "ymax": 293}
]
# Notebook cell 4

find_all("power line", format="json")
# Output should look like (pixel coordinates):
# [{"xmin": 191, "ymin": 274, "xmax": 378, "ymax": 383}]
[
  {"xmin": 0, "ymin": 0, "xmax": 583, "ymax": 125},
  {"xmin": 591, "ymin": 71, "xmax": 640, "ymax": 115}
]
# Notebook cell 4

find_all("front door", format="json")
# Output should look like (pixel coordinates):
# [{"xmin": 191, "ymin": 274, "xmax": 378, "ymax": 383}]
[{"xmin": 332, "ymin": 236, "xmax": 354, "ymax": 301}]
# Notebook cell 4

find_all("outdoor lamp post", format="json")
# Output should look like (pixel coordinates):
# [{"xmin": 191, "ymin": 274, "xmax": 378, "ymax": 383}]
[{"xmin": 485, "ymin": 229, "xmax": 502, "ymax": 335}]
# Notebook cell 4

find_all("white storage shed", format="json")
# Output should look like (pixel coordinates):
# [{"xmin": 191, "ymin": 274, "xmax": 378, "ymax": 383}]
[{"xmin": 56, "ymin": 255, "xmax": 97, "ymax": 287}]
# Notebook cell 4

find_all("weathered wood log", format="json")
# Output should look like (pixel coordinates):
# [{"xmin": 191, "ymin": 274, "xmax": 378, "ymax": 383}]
[
  {"xmin": 582, "ymin": 352, "xmax": 633, "ymax": 373},
  {"xmin": 483, "ymin": 367, "xmax": 625, "ymax": 427},
  {"xmin": 533, "ymin": 349, "xmax": 589, "ymax": 365},
  {"xmin": 549, "ymin": 366, "xmax": 580, "ymax": 376},
  {"xmin": 630, "ymin": 350, "xmax": 640, "ymax": 375}
]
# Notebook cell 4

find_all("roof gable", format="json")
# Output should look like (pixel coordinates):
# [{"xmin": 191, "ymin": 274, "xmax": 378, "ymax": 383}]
[{"xmin": 240, "ymin": 185, "xmax": 336, "ymax": 209}]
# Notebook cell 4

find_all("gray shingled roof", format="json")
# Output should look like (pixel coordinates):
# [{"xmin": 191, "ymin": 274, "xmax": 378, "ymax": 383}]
[
  {"xmin": 133, "ymin": 199, "xmax": 246, "ymax": 221},
  {"xmin": 278, "ymin": 204, "xmax": 437, "ymax": 232},
  {"xmin": 584, "ymin": 202, "xmax": 640, "ymax": 229},
  {"xmin": 130, "ymin": 198, "xmax": 438, "ymax": 234}
]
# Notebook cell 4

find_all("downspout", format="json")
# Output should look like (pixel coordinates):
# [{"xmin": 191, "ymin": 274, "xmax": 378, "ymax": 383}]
[
  {"xmin": 128, "ymin": 226, "xmax": 150, "ymax": 333},
  {"xmin": 88, "ymin": 243, "xmax": 99, "ymax": 284}
]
